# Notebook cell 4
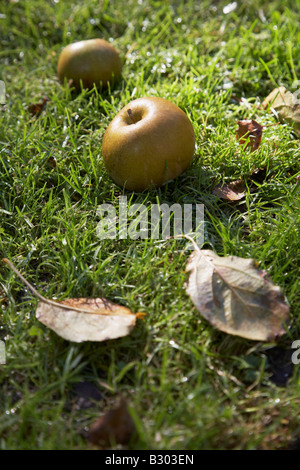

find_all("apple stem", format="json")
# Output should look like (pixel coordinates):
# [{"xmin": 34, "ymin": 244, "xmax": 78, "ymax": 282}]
[{"xmin": 127, "ymin": 108, "xmax": 135, "ymax": 124}]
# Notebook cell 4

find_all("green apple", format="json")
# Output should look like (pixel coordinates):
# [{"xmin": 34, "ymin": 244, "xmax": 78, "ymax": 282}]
[
  {"xmin": 57, "ymin": 39, "xmax": 122, "ymax": 90},
  {"xmin": 102, "ymin": 97, "xmax": 195, "ymax": 192}
]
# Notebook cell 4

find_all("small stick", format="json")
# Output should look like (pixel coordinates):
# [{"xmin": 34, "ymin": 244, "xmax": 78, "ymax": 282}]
[
  {"xmin": 2, "ymin": 258, "xmax": 140, "ymax": 317},
  {"xmin": 3, "ymin": 258, "xmax": 47, "ymax": 303}
]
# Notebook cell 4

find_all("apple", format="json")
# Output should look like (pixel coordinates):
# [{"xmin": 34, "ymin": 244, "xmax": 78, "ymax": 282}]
[
  {"xmin": 102, "ymin": 97, "xmax": 195, "ymax": 192},
  {"xmin": 57, "ymin": 39, "xmax": 122, "ymax": 90}
]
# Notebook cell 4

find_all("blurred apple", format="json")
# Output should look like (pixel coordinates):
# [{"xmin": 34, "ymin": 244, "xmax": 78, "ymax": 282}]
[
  {"xmin": 57, "ymin": 39, "xmax": 122, "ymax": 90},
  {"xmin": 102, "ymin": 97, "xmax": 195, "ymax": 192}
]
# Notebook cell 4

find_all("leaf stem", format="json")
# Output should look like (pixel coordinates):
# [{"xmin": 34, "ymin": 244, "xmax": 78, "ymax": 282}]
[
  {"xmin": 2, "ymin": 258, "xmax": 138, "ymax": 317},
  {"xmin": 175, "ymin": 234, "xmax": 201, "ymax": 253},
  {"xmin": 2, "ymin": 258, "xmax": 48, "ymax": 303}
]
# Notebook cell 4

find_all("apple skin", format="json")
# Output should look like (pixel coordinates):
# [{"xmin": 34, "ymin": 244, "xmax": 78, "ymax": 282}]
[
  {"xmin": 57, "ymin": 39, "xmax": 122, "ymax": 90},
  {"xmin": 102, "ymin": 97, "xmax": 195, "ymax": 192}
]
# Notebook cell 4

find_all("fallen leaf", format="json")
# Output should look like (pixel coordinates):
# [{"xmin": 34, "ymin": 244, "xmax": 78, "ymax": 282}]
[
  {"xmin": 212, "ymin": 180, "xmax": 247, "ymax": 201},
  {"xmin": 2, "ymin": 258, "xmax": 143, "ymax": 343},
  {"xmin": 185, "ymin": 245, "xmax": 289, "ymax": 341},
  {"xmin": 236, "ymin": 119, "xmax": 263, "ymax": 151},
  {"xmin": 262, "ymin": 86, "xmax": 300, "ymax": 137},
  {"xmin": 88, "ymin": 397, "xmax": 136, "ymax": 447},
  {"xmin": 47, "ymin": 155, "xmax": 57, "ymax": 168},
  {"xmin": 212, "ymin": 168, "xmax": 268, "ymax": 202},
  {"xmin": 36, "ymin": 298, "xmax": 138, "ymax": 343},
  {"xmin": 27, "ymin": 96, "xmax": 49, "ymax": 117}
]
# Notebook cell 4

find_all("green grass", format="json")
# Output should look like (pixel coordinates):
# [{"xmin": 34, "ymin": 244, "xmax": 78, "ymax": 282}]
[{"xmin": 1, "ymin": 0, "xmax": 300, "ymax": 450}]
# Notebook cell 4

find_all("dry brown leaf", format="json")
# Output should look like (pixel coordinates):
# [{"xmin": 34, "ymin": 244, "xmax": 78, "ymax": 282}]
[
  {"xmin": 212, "ymin": 180, "xmax": 246, "ymax": 201},
  {"xmin": 236, "ymin": 119, "xmax": 263, "ymax": 151},
  {"xmin": 88, "ymin": 397, "xmax": 136, "ymax": 448},
  {"xmin": 212, "ymin": 168, "xmax": 268, "ymax": 202},
  {"xmin": 47, "ymin": 155, "xmax": 57, "ymax": 169},
  {"xmin": 262, "ymin": 86, "xmax": 300, "ymax": 137},
  {"xmin": 2, "ymin": 258, "xmax": 143, "ymax": 343},
  {"xmin": 185, "ymin": 245, "xmax": 289, "ymax": 341},
  {"xmin": 27, "ymin": 96, "xmax": 49, "ymax": 117},
  {"xmin": 36, "ymin": 298, "xmax": 137, "ymax": 343}
]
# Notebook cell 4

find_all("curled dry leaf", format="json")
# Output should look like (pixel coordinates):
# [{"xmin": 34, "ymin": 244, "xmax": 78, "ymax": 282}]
[
  {"xmin": 212, "ymin": 168, "xmax": 268, "ymax": 202},
  {"xmin": 2, "ymin": 258, "xmax": 143, "ymax": 343},
  {"xmin": 236, "ymin": 119, "xmax": 263, "ymax": 151},
  {"xmin": 88, "ymin": 396, "xmax": 136, "ymax": 448},
  {"xmin": 27, "ymin": 96, "xmax": 49, "ymax": 117},
  {"xmin": 185, "ymin": 246, "xmax": 289, "ymax": 341},
  {"xmin": 212, "ymin": 180, "xmax": 247, "ymax": 201},
  {"xmin": 262, "ymin": 86, "xmax": 300, "ymax": 137}
]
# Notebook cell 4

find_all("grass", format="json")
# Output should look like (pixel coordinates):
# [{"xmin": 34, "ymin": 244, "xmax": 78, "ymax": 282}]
[{"xmin": 1, "ymin": 0, "xmax": 300, "ymax": 450}]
